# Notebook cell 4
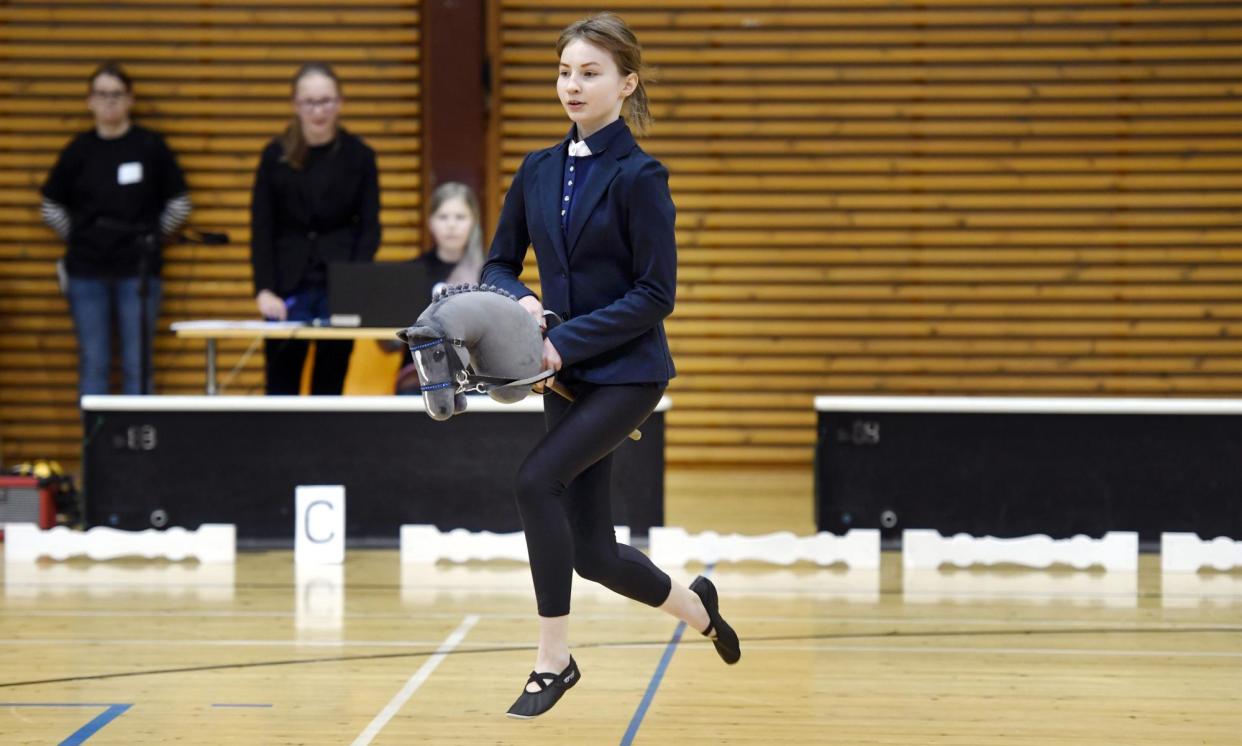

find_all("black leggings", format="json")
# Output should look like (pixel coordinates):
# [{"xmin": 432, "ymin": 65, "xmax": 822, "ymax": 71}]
[{"xmin": 516, "ymin": 381, "xmax": 671, "ymax": 617}]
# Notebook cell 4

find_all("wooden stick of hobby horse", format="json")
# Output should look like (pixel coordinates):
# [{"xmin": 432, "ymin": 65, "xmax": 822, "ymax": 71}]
[{"xmin": 538, "ymin": 312, "xmax": 641, "ymax": 441}]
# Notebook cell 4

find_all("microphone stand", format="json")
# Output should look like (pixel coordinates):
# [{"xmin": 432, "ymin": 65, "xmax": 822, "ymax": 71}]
[
  {"xmin": 135, "ymin": 228, "xmax": 230, "ymax": 395},
  {"xmin": 137, "ymin": 231, "xmax": 158, "ymax": 396}
]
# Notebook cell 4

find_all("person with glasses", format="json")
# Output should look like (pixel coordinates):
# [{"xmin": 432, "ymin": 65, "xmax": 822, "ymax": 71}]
[
  {"xmin": 41, "ymin": 61, "xmax": 192, "ymax": 396},
  {"xmin": 250, "ymin": 62, "xmax": 381, "ymax": 394}
]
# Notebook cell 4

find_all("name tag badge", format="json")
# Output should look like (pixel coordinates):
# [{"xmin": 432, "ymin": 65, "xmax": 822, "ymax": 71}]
[{"xmin": 117, "ymin": 162, "xmax": 143, "ymax": 185}]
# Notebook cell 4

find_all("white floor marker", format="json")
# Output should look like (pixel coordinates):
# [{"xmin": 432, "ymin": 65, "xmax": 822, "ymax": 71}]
[{"xmin": 351, "ymin": 614, "xmax": 479, "ymax": 746}]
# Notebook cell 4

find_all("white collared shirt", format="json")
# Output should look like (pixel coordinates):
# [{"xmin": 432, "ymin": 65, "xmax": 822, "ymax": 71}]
[{"xmin": 567, "ymin": 140, "xmax": 592, "ymax": 158}]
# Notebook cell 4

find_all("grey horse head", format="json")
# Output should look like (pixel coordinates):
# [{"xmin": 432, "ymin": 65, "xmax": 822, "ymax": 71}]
[{"xmin": 397, "ymin": 284, "xmax": 545, "ymax": 421}]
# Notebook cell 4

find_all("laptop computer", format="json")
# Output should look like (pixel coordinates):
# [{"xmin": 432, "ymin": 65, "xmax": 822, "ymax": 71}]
[{"xmin": 327, "ymin": 261, "xmax": 433, "ymax": 327}]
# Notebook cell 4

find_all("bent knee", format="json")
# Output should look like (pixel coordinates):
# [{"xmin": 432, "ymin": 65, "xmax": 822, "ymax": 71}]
[
  {"xmin": 514, "ymin": 461, "xmax": 563, "ymax": 508},
  {"xmin": 573, "ymin": 550, "xmax": 619, "ymax": 584}
]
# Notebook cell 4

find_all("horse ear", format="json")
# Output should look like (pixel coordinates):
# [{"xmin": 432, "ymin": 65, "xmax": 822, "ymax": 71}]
[{"xmin": 398, "ymin": 324, "xmax": 437, "ymax": 344}]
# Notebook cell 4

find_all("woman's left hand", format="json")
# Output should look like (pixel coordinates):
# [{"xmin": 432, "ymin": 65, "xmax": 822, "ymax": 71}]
[
  {"xmin": 518, "ymin": 295, "xmax": 545, "ymax": 330},
  {"xmin": 535, "ymin": 338, "xmax": 562, "ymax": 393}
]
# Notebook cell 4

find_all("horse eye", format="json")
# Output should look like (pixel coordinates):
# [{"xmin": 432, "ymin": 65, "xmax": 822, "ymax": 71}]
[{"xmin": 433, "ymin": 349, "xmax": 444, "ymax": 362}]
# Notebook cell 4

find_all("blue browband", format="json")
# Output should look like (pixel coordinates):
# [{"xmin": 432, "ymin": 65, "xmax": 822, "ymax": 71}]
[{"xmin": 411, "ymin": 337, "xmax": 466, "ymax": 393}]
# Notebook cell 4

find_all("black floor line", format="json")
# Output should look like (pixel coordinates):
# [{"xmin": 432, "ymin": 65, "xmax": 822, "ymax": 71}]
[{"xmin": 0, "ymin": 625, "xmax": 1235, "ymax": 690}]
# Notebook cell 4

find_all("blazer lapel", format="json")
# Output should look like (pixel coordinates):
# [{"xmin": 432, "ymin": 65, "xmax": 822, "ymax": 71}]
[
  {"xmin": 566, "ymin": 125, "xmax": 634, "ymax": 256},
  {"xmin": 566, "ymin": 156, "xmax": 620, "ymax": 256},
  {"xmin": 536, "ymin": 148, "xmax": 571, "ymax": 273}
]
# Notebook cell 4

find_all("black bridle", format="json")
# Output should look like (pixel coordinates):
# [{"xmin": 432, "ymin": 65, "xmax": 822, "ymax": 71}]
[
  {"xmin": 407, "ymin": 337, "xmax": 471, "ymax": 394},
  {"xmin": 407, "ymin": 337, "xmax": 552, "ymax": 396}
]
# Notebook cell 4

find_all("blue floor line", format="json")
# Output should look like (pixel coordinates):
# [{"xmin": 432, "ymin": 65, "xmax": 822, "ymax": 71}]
[
  {"xmin": 60, "ymin": 703, "xmax": 131, "ymax": 746},
  {"xmin": 0, "ymin": 703, "xmax": 117, "ymax": 707},
  {"xmin": 620, "ymin": 565, "xmax": 716, "ymax": 746},
  {"xmin": 619, "ymin": 620, "xmax": 686, "ymax": 746}
]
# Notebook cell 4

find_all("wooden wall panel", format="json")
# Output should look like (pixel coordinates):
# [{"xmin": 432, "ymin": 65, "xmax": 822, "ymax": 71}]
[
  {"xmin": 0, "ymin": 1, "xmax": 422, "ymax": 471},
  {"xmin": 494, "ymin": 0, "xmax": 1242, "ymax": 465}
]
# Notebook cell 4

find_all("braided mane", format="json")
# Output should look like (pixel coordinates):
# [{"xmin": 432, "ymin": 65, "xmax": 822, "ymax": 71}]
[{"xmin": 431, "ymin": 283, "xmax": 519, "ymax": 304}]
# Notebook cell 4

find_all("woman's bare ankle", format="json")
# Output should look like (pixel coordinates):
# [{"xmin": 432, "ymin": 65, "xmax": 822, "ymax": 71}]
[
  {"xmin": 660, "ymin": 582, "xmax": 710, "ymax": 632},
  {"xmin": 526, "ymin": 649, "xmax": 572, "ymax": 692},
  {"xmin": 534, "ymin": 649, "xmax": 571, "ymax": 673},
  {"xmin": 691, "ymin": 593, "xmax": 710, "ymax": 634}
]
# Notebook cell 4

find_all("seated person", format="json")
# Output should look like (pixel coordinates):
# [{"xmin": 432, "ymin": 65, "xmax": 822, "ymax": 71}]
[{"xmin": 394, "ymin": 182, "xmax": 484, "ymax": 394}]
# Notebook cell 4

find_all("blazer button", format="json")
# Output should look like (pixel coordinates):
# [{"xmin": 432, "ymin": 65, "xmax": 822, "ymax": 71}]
[
  {"xmin": 558, "ymin": 271, "xmax": 567, "ymax": 278},
  {"xmin": 307, "ymin": 230, "xmax": 318, "ymax": 240}
]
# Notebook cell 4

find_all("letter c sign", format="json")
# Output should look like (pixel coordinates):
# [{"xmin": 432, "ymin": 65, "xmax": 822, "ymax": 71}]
[
  {"xmin": 295, "ymin": 485, "xmax": 345, "ymax": 564},
  {"xmin": 305, "ymin": 500, "xmax": 336, "ymax": 543}
]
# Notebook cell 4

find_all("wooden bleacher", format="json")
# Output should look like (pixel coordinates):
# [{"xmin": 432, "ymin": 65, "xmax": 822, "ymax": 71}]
[
  {"xmin": 0, "ymin": 1, "xmax": 424, "ymax": 471},
  {"xmin": 1, "ymin": 0, "xmax": 1239, "ymax": 471},
  {"xmin": 494, "ymin": 0, "xmax": 1242, "ymax": 465}
]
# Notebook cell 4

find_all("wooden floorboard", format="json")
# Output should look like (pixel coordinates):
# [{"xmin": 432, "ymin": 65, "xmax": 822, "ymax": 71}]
[{"xmin": 1, "ymin": 469, "xmax": 1239, "ymax": 744}]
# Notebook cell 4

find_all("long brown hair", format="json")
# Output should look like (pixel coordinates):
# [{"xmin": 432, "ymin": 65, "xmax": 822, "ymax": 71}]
[
  {"xmin": 280, "ymin": 62, "xmax": 342, "ymax": 170},
  {"xmin": 556, "ymin": 13, "xmax": 652, "ymax": 136}
]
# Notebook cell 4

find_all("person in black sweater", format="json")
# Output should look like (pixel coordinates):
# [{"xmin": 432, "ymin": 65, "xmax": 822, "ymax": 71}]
[
  {"xmin": 393, "ymin": 181, "xmax": 484, "ymax": 394},
  {"xmin": 41, "ymin": 62, "xmax": 191, "ymax": 396},
  {"xmin": 417, "ymin": 181, "xmax": 485, "ymax": 294},
  {"xmin": 250, "ymin": 62, "xmax": 381, "ymax": 395}
]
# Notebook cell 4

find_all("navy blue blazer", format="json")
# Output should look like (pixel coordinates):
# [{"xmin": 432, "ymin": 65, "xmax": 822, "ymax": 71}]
[{"xmin": 481, "ymin": 123, "xmax": 677, "ymax": 384}]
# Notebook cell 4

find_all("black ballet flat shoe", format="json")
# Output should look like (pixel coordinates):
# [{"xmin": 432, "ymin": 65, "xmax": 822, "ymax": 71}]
[
  {"xmin": 505, "ymin": 656, "xmax": 580, "ymax": 719},
  {"xmin": 690, "ymin": 576, "xmax": 741, "ymax": 665}
]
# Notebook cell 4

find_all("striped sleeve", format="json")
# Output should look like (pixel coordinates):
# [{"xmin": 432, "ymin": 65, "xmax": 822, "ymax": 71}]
[
  {"xmin": 40, "ymin": 197, "xmax": 71, "ymax": 240},
  {"xmin": 159, "ymin": 193, "xmax": 192, "ymax": 236}
]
